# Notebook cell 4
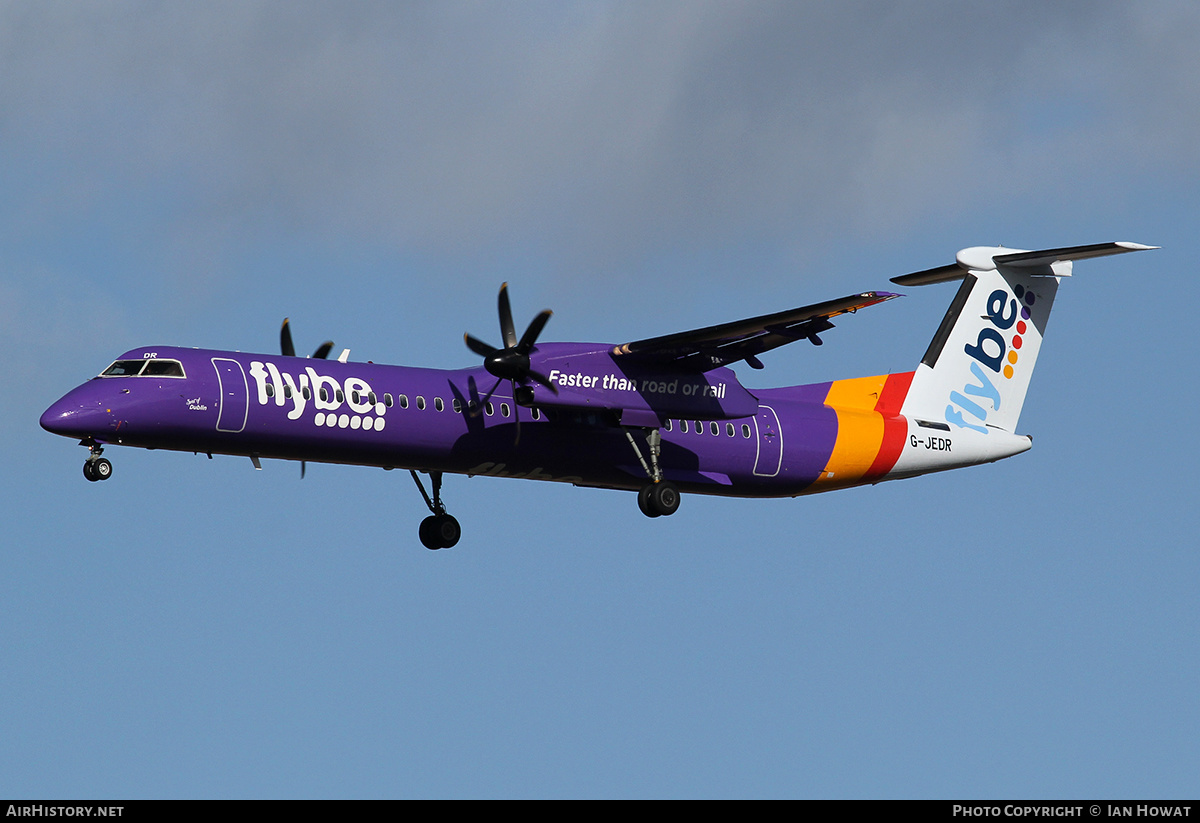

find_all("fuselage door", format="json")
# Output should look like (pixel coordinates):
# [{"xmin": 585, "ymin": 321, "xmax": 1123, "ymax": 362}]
[
  {"xmin": 752, "ymin": 404, "xmax": 783, "ymax": 477},
  {"xmin": 212, "ymin": 358, "xmax": 248, "ymax": 433}
]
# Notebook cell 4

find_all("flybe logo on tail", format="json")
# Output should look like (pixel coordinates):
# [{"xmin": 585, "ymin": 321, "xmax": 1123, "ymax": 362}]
[
  {"xmin": 946, "ymin": 284, "xmax": 1038, "ymax": 434},
  {"xmin": 248, "ymin": 361, "xmax": 388, "ymax": 432}
]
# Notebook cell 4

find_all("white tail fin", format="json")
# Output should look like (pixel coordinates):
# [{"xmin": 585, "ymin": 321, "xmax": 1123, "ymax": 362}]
[{"xmin": 895, "ymin": 242, "xmax": 1155, "ymax": 434}]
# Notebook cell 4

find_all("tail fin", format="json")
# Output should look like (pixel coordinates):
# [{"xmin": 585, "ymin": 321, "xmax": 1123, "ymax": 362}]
[{"xmin": 894, "ymin": 242, "xmax": 1155, "ymax": 434}]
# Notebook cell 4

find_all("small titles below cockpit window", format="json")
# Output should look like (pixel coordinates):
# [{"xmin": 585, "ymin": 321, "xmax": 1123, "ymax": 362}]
[{"xmin": 100, "ymin": 359, "xmax": 186, "ymax": 378}]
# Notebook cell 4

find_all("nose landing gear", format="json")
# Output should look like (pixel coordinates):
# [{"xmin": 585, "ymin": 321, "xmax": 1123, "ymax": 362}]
[{"xmin": 82, "ymin": 443, "xmax": 113, "ymax": 482}]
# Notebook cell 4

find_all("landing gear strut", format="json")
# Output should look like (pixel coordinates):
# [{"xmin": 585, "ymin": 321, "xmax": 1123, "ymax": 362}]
[
  {"xmin": 624, "ymin": 426, "xmax": 681, "ymax": 518},
  {"xmin": 82, "ymin": 443, "xmax": 112, "ymax": 482},
  {"xmin": 410, "ymin": 470, "xmax": 461, "ymax": 550}
]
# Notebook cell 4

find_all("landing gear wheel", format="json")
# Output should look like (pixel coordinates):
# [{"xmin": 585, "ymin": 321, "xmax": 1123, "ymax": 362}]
[
  {"xmin": 637, "ymin": 485, "xmax": 661, "ymax": 518},
  {"xmin": 650, "ymin": 481, "xmax": 680, "ymax": 516},
  {"xmin": 419, "ymin": 513, "xmax": 461, "ymax": 550},
  {"xmin": 638, "ymin": 481, "xmax": 680, "ymax": 517},
  {"xmin": 411, "ymin": 471, "xmax": 461, "ymax": 550},
  {"xmin": 83, "ymin": 458, "xmax": 112, "ymax": 482},
  {"xmin": 432, "ymin": 513, "xmax": 460, "ymax": 549},
  {"xmin": 419, "ymin": 516, "xmax": 439, "ymax": 549}
]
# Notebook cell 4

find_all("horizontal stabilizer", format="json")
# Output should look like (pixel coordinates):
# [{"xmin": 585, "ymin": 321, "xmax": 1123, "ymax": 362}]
[{"xmin": 891, "ymin": 242, "xmax": 1157, "ymax": 286}]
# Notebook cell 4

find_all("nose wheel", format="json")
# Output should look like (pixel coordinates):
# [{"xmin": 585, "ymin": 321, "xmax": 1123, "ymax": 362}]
[
  {"xmin": 82, "ymin": 443, "xmax": 113, "ymax": 482},
  {"xmin": 83, "ymin": 457, "xmax": 113, "ymax": 482}
]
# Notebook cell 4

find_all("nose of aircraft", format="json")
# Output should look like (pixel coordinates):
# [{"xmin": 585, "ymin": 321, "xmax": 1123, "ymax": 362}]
[{"xmin": 40, "ymin": 385, "xmax": 116, "ymax": 438}]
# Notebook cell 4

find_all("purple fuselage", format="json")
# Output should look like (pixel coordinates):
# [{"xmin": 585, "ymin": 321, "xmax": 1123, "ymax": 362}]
[{"xmin": 41, "ymin": 343, "xmax": 846, "ymax": 497}]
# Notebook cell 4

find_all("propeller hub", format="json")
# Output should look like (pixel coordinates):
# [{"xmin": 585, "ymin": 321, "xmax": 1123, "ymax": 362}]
[{"xmin": 485, "ymin": 350, "xmax": 530, "ymax": 381}]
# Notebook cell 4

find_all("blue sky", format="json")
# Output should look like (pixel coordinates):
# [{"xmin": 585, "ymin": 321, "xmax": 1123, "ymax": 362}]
[{"xmin": 3, "ymin": 1, "xmax": 1198, "ymax": 798}]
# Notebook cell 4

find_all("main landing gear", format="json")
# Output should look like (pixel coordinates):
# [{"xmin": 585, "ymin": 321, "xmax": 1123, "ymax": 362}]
[
  {"xmin": 82, "ymin": 443, "xmax": 113, "ymax": 482},
  {"xmin": 637, "ymin": 480, "xmax": 680, "ymax": 518},
  {"xmin": 624, "ymin": 426, "xmax": 681, "ymax": 518},
  {"xmin": 410, "ymin": 470, "xmax": 461, "ymax": 550}
]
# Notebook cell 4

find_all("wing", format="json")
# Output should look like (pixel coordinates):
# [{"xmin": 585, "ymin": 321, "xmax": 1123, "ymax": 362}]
[{"xmin": 610, "ymin": 291, "xmax": 901, "ymax": 371}]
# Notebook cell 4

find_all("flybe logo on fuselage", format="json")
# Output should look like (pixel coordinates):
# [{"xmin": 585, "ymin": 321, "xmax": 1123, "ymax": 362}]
[
  {"xmin": 945, "ymin": 285, "xmax": 1036, "ymax": 434},
  {"xmin": 248, "ymin": 361, "xmax": 387, "ymax": 431}
]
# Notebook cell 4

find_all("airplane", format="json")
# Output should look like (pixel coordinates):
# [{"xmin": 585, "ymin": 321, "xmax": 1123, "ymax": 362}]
[{"xmin": 41, "ymin": 241, "xmax": 1154, "ymax": 549}]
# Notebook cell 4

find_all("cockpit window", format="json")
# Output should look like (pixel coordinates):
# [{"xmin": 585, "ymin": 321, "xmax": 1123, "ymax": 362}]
[
  {"xmin": 142, "ymin": 359, "xmax": 185, "ymax": 377},
  {"xmin": 101, "ymin": 360, "xmax": 146, "ymax": 376},
  {"xmin": 100, "ymin": 359, "xmax": 186, "ymax": 378}
]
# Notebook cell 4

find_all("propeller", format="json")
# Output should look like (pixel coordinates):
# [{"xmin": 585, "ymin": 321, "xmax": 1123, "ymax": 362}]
[
  {"xmin": 280, "ymin": 318, "xmax": 334, "ymax": 479},
  {"xmin": 464, "ymin": 283, "xmax": 557, "ymax": 394},
  {"xmin": 281, "ymin": 318, "xmax": 334, "ymax": 360},
  {"xmin": 464, "ymin": 283, "xmax": 557, "ymax": 444}
]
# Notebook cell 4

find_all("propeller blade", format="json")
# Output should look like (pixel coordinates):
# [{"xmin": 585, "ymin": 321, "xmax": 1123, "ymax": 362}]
[
  {"xmin": 282, "ymin": 319, "xmax": 333, "ymax": 359},
  {"xmin": 526, "ymin": 370, "xmax": 559, "ymax": 394},
  {"xmin": 281, "ymin": 318, "xmax": 296, "ymax": 357},
  {"xmin": 301, "ymin": 460, "xmax": 307, "ymax": 479},
  {"xmin": 498, "ymin": 282, "xmax": 517, "ymax": 349},
  {"xmin": 465, "ymin": 334, "xmax": 499, "ymax": 359},
  {"xmin": 516, "ymin": 309, "xmax": 552, "ymax": 355},
  {"xmin": 512, "ymin": 382, "xmax": 522, "ymax": 447}
]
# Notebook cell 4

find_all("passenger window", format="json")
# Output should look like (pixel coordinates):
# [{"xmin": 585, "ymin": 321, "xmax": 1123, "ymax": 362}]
[
  {"xmin": 485, "ymin": 402, "xmax": 494, "ymax": 416},
  {"xmin": 384, "ymin": 393, "xmax": 393, "ymax": 407},
  {"xmin": 435, "ymin": 397, "xmax": 444, "ymax": 412},
  {"xmin": 726, "ymin": 423, "xmax": 734, "ymax": 437},
  {"xmin": 710, "ymin": 422, "xmax": 719, "ymax": 435},
  {"xmin": 742, "ymin": 424, "xmax": 751, "ymax": 438},
  {"xmin": 664, "ymin": 420, "xmax": 673, "ymax": 432},
  {"xmin": 265, "ymin": 384, "xmax": 275, "ymax": 397},
  {"xmin": 416, "ymin": 396, "xmax": 426, "ymax": 411},
  {"xmin": 320, "ymin": 388, "xmax": 330, "ymax": 402},
  {"xmin": 452, "ymin": 398, "xmax": 462, "ymax": 413},
  {"xmin": 500, "ymin": 402, "xmax": 510, "ymax": 418},
  {"xmin": 694, "ymin": 421, "xmax": 703, "ymax": 435},
  {"xmin": 681, "ymin": 421, "xmax": 689, "ymax": 433},
  {"xmin": 368, "ymin": 392, "xmax": 377, "ymax": 405},
  {"xmin": 399, "ymin": 395, "xmax": 409, "ymax": 409},
  {"xmin": 336, "ymin": 390, "xmax": 344, "ymax": 403}
]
